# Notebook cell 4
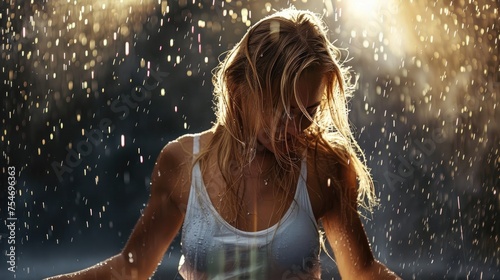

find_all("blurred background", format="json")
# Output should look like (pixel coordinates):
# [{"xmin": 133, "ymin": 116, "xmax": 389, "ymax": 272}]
[{"xmin": 1, "ymin": 0, "xmax": 499, "ymax": 279}]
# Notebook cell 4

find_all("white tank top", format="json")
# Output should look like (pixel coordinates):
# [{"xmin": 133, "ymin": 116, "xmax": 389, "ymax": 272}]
[{"xmin": 179, "ymin": 135, "xmax": 321, "ymax": 279}]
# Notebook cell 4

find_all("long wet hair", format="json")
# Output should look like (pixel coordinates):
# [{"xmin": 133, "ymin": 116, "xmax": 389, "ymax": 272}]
[{"xmin": 197, "ymin": 8, "xmax": 377, "ymax": 226}]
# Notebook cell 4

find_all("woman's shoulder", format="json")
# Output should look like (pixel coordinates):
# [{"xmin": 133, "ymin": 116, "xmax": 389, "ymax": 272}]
[
  {"xmin": 306, "ymin": 146, "xmax": 343, "ymax": 179},
  {"xmin": 305, "ymin": 145, "xmax": 357, "ymax": 219},
  {"xmin": 155, "ymin": 129, "xmax": 215, "ymax": 178},
  {"xmin": 151, "ymin": 130, "xmax": 213, "ymax": 211},
  {"xmin": 159, "ymin": 129, "xmax": 214, "ymax": 161}
]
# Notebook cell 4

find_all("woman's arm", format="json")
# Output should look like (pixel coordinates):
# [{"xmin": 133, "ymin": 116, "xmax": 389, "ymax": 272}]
[
  {"xmin": 46, "ymin": 139, "xmax": 191, "ymax": 280},
  {"xmin": 321, "ymin": 165, "xmax": 401, "ymax": 279}
]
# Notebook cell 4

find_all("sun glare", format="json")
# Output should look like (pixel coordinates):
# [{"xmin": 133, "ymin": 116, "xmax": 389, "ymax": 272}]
[{"xmin": 344, "ymin": 0, "xmax": 381, "ymax": 18}]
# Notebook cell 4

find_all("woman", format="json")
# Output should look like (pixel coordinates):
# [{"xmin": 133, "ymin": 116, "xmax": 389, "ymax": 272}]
[{"xmin": 47, "ymin": 8, "xmax": 400, "ymax": 280}]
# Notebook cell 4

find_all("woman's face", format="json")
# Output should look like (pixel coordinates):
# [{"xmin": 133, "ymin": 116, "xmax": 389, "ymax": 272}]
[{"xmin": 257, "ymin": 70, "xmax": 325, "ymax": 156}]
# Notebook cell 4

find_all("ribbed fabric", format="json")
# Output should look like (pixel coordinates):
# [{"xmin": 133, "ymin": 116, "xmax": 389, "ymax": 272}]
[{"xmin": 179, "ymin": 135, "xmax": 321, "ymax": 280}]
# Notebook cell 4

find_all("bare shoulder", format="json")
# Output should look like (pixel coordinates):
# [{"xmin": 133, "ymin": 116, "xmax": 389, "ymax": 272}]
[
  {"xmin": 306, "ymin": 147, "xmax": 356, "ymax": 219},
  {"xmin": 152, "ymin": 130, "xmax": 213, "ymax": 212},
  {"xmin": 158, "ymin": 130, "xmax": 214, "ymax": 164},
  {"xmin": 306, "ymin": 148, "xmax": 344, "ymax": 190}
]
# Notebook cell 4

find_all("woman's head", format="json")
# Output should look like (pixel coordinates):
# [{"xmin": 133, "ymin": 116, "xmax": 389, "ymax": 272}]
[
  {"xmin": 214, "ymin": 8, "xmax": 350, "ymax": 161},
  {"xmin": 208, "ymin": 8, "xmax": 376, "ymax": 212}
]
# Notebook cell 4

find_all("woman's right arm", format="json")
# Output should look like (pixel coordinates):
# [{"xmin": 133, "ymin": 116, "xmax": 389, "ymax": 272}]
[{"xmin": 46, "ymin": 138, "xmax": 191, "ymax": 279}]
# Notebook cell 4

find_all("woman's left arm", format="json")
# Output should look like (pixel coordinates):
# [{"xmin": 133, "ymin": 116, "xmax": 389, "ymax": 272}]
[{"xmin": 321, "ymin": 165, "xmax": 401, "ymax": 279}]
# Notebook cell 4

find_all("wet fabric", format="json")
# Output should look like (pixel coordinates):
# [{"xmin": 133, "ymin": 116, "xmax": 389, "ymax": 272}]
[{"xmin": 179, "ymin": 135, "xmax": 321, "ymax": 280}]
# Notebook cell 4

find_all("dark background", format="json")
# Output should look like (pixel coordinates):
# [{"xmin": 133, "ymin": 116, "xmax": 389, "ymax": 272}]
[{"xmin": 1, "ymin": 0, "xmax": 499, "ymax": 279}]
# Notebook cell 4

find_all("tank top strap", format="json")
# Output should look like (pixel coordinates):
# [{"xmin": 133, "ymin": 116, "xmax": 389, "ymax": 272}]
[
  {"xmin": 296, "ymin": 157, "xmax": 318, "ymax": 228},
  {"xmin": 191, "ymin": 135, "xmax": 201, "ymax": 188},
  {"xmin": 193, "ymin": 134, "xmax": 200, "ymax": 155},
  {"xmin": 184, "ymin": 135, "xmax": 202, "ymax": 222}
]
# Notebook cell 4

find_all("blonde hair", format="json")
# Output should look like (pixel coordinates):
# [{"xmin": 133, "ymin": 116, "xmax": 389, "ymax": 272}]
[{"xmin": 198, "ymin": 8, "xmax": 377, "ymax": 225}]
